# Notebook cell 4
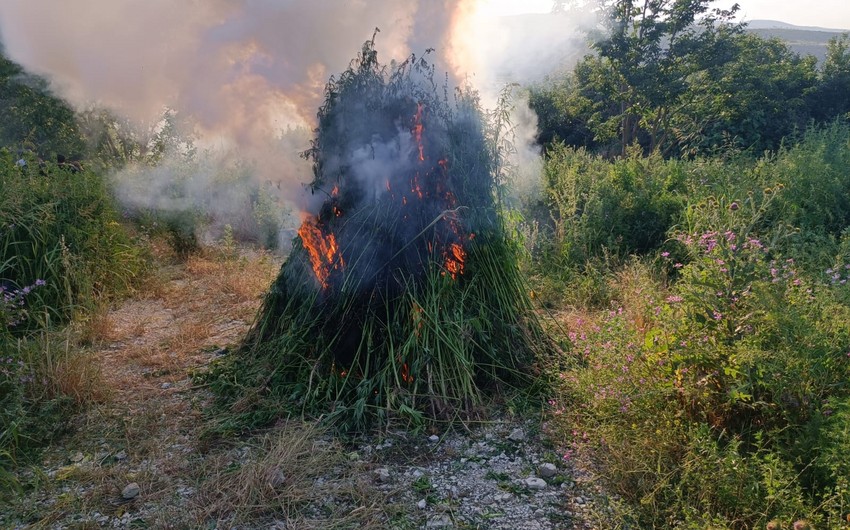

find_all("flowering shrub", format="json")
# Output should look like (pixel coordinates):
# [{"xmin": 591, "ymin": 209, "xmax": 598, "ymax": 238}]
[
  {"xmin": 552, "ymin": 231, "xmax": 850, "ymax": 528},
  {"xmin": 1, "ymin": 280, "xmax": 45, "ymax": 329}
]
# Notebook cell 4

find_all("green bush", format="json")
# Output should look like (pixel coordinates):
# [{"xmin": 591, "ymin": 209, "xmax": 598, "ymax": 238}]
[
  {"xmin": 554, "ymin": 232, "xmax": 850, "ymax": 526},
  {"xmin": 541, "ymin": 145, "xmax": 686, "ymax": 265},
  {"xmin": 0, "ymin": 150, "xmax": 143, "ymax": 325},
  {"xmin": 544, "ymin": 123, "xmax": 850, "ymax": 527}
]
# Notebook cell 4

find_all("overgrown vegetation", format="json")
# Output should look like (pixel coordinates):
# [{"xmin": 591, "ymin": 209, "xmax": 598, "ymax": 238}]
[
  {"xmin": 538, "ymin": 122, "xmax": 850, "ymax": 527},
  {"xmin": 0, "ymin": 149, "xmax": 144, "ymax": 485}
]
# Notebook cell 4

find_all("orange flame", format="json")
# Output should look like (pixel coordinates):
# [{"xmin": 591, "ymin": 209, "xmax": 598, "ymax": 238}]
[
  {"xmin": 401, "ymin": 362, "xmax": 413, "ymax": 383},
  {"xmin": 298, "ymin": 217, "xmax": 344, "ymax": 289},
  {"xmin": 444, "ymin": 242, "xmax": 466, "ymax": 279},
  {"xmin": 413, "ymin": 103, "xmax": 425, "ymax": 162},
  {"xmin": 412, "ymin": 174, "xmax": 424, "ymax": 199}
]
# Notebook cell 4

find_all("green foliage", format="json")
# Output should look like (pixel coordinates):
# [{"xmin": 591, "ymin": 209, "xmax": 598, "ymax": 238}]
[
  {"xmin": 528, "ymin": 122, "xmax": 850, "ymax": 306},
  {"xmin": 0, "ymin": 150, "xmax": 143, "ymax": 484},
  {"xmin": 0, "ymin": 53, "xmax": 86, "ymax": 160},
  {"xmin": 543, "ymin": 123, "xmax": 850, "ymax": 528},
  {"xmin": 683, "ymin": 34, "xmax": 818, "ymax": 155},
  {"xmin": 808, "ymin": 34, "xmax": 850, "ymax": 121},
  {"xmin": 529, "ymin": 10, "xmax": 846, "ymax": 159},
  {"xmin": 252, "ymin": 185, "xmax": 282, "ymax": 250},
  {"xmin": 542, "ymin": 145, "xmax": 685, "ymax": 263},
  {"xmin": 0, "ymin": 150, "xmax": 143, "ymax": 326}
]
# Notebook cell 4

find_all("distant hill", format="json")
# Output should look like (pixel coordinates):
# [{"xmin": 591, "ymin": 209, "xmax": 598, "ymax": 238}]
[
  {"xmin": 746, "ymin": 19, "xmax": 848, "ymax": 32},
  {"xmin": 745, "ymin": 20, "xmax": 849, "ymax": 63}
]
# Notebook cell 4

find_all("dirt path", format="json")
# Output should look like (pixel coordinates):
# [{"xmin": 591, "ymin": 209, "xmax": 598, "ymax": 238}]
[{"xmin": 2, "ymin": 249, "xmax": 284, "ymax": 528}]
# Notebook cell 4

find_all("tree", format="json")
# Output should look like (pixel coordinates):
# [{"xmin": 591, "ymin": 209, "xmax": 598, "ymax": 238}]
[
  {"xmin": 808, "ymin": 33, "xmax": 850, "ymax": 122},
  {"xmin": 590, "ymin": 0, "xmax": 743, "ymax": 156},
  {"xmin": 532, "ymin": 2, "xmax": 838, "ymax": 157},
  {"xmin": 0, "ymin": 50, "xmax": 86, "ymax": 160},
  {"xmin": 677, "ymin": 34, "xmax": 818, "ymax": 154}
]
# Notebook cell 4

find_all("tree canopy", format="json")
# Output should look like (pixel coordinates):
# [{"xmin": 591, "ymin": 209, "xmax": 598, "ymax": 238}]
[{"xmin": 533, "ymin": 1, "xmax": 850, "ymax": 158}]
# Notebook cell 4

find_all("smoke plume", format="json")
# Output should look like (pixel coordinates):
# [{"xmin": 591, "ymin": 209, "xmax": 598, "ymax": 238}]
[{"xmin": 0, "ymin": 0, "xmax": 595, "ymax": 240}]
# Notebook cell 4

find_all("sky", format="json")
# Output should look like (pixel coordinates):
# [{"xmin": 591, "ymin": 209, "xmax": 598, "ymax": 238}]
[{"xmin": 482, "ymin": 0, "xmax": 850, "ymax": 30}]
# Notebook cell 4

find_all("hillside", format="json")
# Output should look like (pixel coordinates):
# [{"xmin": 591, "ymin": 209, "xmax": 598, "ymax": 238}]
[{"xmin": 745, "ymin": 20, "xmax": 848, "ymax": 63}]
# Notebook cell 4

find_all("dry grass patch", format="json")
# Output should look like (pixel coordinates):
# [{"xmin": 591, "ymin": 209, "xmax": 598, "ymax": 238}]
[
  {"xmin": 20, "ymin": 331, "xmax": 110, "ymax": 406},
  {"xmin": 164, "ymin": 320, "xmax": 215, "ymax": 352},
  {"xmin": 75, "ymin": 305, "xmax": 115, "ymax": 347},
  {"xmin": 195, "ymin": 422, "xmax": 390, "ymax": 529}
]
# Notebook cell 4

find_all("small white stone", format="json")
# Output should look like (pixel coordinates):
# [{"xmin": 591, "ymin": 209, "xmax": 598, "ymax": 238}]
[
  {"xmin": 524, "ymin": 477, "xmax": 547, "ymax": 490},
  {"xmin": 417, "ymin": 499, "xmax": 427, "ymax": 509},
  {"xmin": 507, "ymin": 428, "xmax": 525, "ymax": 442},
  {"xmin": 373, "ymin": 468, "xmax": 391, "ymax": 483},
  {"xmin": 428, "ymin": 434, "xmax": 439, "ymax": 443}
]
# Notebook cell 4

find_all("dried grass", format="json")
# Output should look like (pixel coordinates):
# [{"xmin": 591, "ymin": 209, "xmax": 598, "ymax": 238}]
[
  {"xmin": 196, "ymin": 421, "xmax": 389, "ymax": 529},
  {"xmin": 22, "ymin": 331, "xmax": 110, "ymax": 405},
  {"xmin": 75, "ymin": 305, "xmax": 115, "ymax": 346}
]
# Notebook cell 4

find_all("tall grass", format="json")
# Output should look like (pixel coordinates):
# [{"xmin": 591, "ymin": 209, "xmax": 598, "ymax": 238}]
[{"xmin": 1, "ymin": 149, "xmax": 143, "ymax": 486}]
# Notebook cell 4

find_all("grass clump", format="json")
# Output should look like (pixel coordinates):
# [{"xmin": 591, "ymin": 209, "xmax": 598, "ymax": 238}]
[
  {"xmin": 196, "ymin": 422, "xmax": 389, "ymax": 529},
  {"xmin": 202, "ymin": 39, "xmax": 549, "ymax": 434}
]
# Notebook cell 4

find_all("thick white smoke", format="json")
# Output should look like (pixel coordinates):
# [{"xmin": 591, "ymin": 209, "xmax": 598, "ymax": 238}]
[{"xmin": 0, "ymin": 0, "xmax": 595, "ymax": 239}]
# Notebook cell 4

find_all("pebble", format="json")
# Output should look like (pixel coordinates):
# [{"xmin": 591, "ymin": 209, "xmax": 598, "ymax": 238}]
[
  {"xmin": 418, "ymin": 499, "xmax": 427, "ymax": 509},
  {"xmin": 428, "ymin": 434, "xmax": 440, "ymax": 443},
  {"xmin": 121, "ymin": 482, "xmax": 140, "ymax": 500},
  {"xmin": 268, "ymin": 469, "xmax": 286, "ymax": 488},
  {"xmin": 373, "ymin": 468, "xmax": 391, "ymax": 483},
  {"xmin": 524, "ymin": 477, "xmax": 547, "ymax": 490},
  {"xmin": 176, "ymin": 485, "xmax": 195, "ymax": 496},
  {"xmin": 539, "ymin": 463, "xmax": 557, "ymax": 478},
  {"xmin": 507, "ymin": 428, "xmax": 526, "ymax": 442}
]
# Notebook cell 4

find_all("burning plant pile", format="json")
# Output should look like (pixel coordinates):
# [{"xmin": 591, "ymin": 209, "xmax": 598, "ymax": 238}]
[{"xmin": 215, "ymin": 39, "xmax": 547, "ymax": 431}]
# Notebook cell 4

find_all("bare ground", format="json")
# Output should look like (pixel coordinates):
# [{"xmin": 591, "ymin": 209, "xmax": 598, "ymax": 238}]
[{"xmin": 2, "ymin": 246, "xmax": 608, "ymax": 530}]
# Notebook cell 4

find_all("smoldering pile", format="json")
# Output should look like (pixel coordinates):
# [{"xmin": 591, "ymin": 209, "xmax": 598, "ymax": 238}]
[{"xmin": 216, "ymin": 39, "xmax": 548, "ymax": 431}]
